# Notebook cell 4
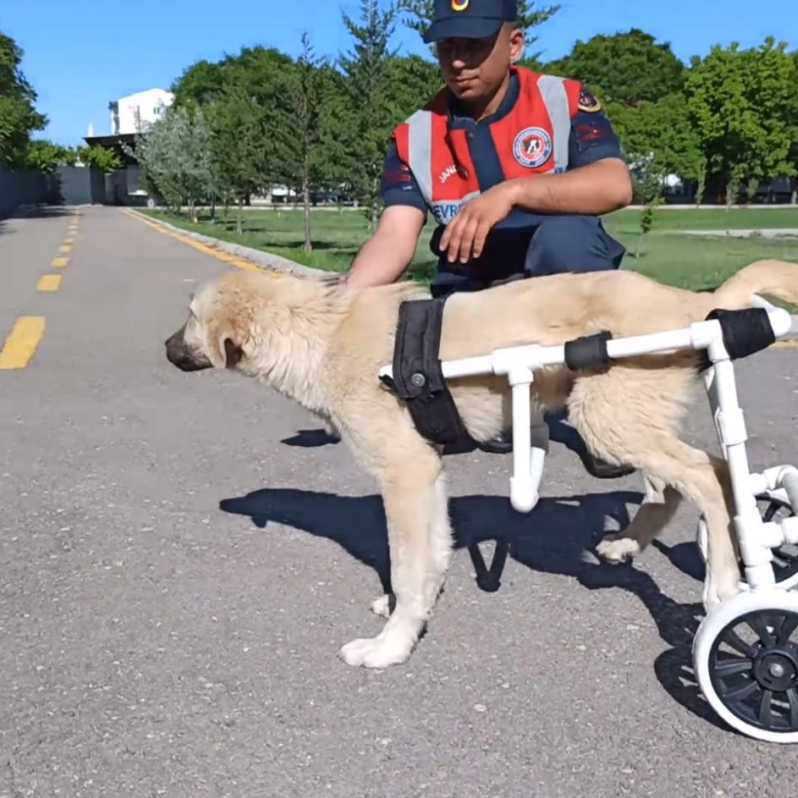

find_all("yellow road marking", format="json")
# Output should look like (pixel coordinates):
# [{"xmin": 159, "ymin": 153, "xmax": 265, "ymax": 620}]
[
  {"xmin": 228, "ymin": 258, "xmax": 261, "ymax": 272},
  {"xmin": 59, "ymin": 244, "xmax": 72, "ymax": 254},
  {"xmin": 37, "ymin": 275, "xmax": 62, "ymax": 292},
  {"xmin": 0, "ymin": 317, "xmax": 46, "ymax": 370},
  {"xmin": 52, "ymin": 256, "xmax": 69, "ymax": 268},
  {"xmin": 126, "ymin": 210, "xmax": 264, "ymax": 273}
]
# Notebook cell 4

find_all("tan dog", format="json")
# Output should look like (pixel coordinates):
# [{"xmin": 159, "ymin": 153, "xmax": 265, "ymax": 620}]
[{"xmin": 165, "ymin": 259, "xmax": 798, "ymax": 668}]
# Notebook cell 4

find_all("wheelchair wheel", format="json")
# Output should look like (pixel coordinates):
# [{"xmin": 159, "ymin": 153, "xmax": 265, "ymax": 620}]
[{"xmin": 694, "ymin": 590, "xmax": 798, "ymax": 742}]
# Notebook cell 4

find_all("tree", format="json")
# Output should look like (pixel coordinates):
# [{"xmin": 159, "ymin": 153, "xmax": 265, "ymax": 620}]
[
  {"xmin": 78, "ymin": 145, "xmax": 122, "ymax": 173},
  {"xmin": 128, "ymin": 106, "xmax": 214, "ymax": 221},
  {"xmin": 172, "ymin": 59, "xmax": 226, "ymax": 107},
  {"xmin": 608, "ymin": 93, "xmax": 705, "ymax": 201},
  {"xmin": 686, "ymin": 39, "xmax": 795, "ymax": 205},
  {"xmin": 23, "ymin": 139, "xmax": 72, "ymax": 173},
  {"xmin": 399, "ymin": 0, "xmax": 559, "ymax": 60},
  {"xmin": 205, "ymin": 83, "xmax": 272, "ymax": 232},
  {"xmin": 339, "ymin": 0, "xmax": 400, "ymax": 227},
  {"xmin": 0, "ymin": 31, "xmax": 47, "ymax": 166},
  {"xmin": 544, "ymin": 29, "xmax": 684, "ymax": 106},
  {"xmin": 270, "ymin": 33, "xmax": 328, "ymax": 251},
  {"xmin": 384, "ymin": 54, "xmax": 441, "ymax": 120}
]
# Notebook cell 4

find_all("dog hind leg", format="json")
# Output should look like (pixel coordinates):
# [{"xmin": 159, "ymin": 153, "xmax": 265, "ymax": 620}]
[
  {"xmin": 571, "ymin": 377, "xmax": 738, "ymax": 608},
  {"xmin": 597, "ymin": 475, "xmax": 683, "ymax": 562}
]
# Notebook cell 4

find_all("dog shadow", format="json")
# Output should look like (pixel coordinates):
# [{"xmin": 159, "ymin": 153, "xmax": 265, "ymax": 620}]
[
  {"xmin": 219, "ymin": 486, "xmax": 724, "ymax": 731},
  {"xmin": 281, "ymin": 428, "xmax": 341, "ymax": 448}
]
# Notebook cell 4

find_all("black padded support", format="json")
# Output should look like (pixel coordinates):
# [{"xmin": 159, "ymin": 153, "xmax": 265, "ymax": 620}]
[
  {"xmin": 384, "ymin": 299, "xmax": 474, "ymax": 452},
  {"xmin": 706, "ymin": 307, "xmax": 776, "ymax": 363},
  {"xmin": 564, "ymin": 330, "xmax": 612, "ymax": 371}
]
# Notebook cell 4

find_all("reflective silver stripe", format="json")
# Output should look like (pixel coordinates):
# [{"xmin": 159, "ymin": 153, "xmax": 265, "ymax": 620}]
[
  {"xmin": 431, "ymin": 191, "xmax": 481, "ymax": 225},
  {"xmin": 537, "ymin": 75, "xmax": 570, "ymax": 172},
  {"xmin": 407, "ymin": 110, "xmax": 434, "ymax": 205}
]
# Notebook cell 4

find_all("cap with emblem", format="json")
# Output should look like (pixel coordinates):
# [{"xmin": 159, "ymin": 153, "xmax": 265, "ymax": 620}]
[{"xmin": 423, "ymin": 0, "xmax": 518, "ymax": 44}]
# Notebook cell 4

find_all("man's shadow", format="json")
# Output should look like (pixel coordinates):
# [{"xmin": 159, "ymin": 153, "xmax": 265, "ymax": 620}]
[{"xmin": 219, "ymin": 484, "xmax": 725, "ymax": 731}]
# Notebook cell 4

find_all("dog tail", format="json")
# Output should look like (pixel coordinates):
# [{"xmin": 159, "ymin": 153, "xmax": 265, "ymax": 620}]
[{"xmin": 713, "ymin": 259, "xmax": 798, "ymax": 310}]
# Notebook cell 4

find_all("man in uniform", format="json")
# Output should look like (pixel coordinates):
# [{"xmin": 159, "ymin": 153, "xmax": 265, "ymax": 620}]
[
  {"xmin": 345, "ymin": 0, "xmax": 634, "ymax": 475},
  {"xmin": 346, "ymin": 0, "xmax": 632, "ymax": 293}
]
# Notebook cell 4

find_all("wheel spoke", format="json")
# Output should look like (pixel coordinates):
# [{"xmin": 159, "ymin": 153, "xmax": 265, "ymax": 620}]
[
  {"xmin": 722, "ymin": 679, "xmax": 759, "ymax": 701},
  {"xmin": 777, "ymin": 615, "xmax": 798, "ymax": 646},
  {"xmin": 758, "ymin": 689, "xmax": 774, "ymax": 727},
  {"xmin": 746, "ymin": 615, "xmax": 777, "ymax": 647},
  {"xmin": 722, "ymin": 628, "xmax": 758, "ymax": 658},
  {"xmin": 788, "ymin": 688, "xmax": 798, "ymax": 729},
  {"xmin": 714, "ymin": 658, "xmax": 754, "ymax": 679}
]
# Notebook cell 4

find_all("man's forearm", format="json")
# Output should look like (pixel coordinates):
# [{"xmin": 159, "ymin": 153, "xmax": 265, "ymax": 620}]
[
  {"xmin": 506, "ymin": 158, "xmax": 633, "ymax": 216},
  {"xmin": 346, "ymin": 232, "xmax": 413, "ymax": 290}
]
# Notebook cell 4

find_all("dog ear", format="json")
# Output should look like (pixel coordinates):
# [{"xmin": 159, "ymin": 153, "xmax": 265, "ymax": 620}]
[{"xmin": 207, "ymin": 315, "xmax": 246, "ymax": 369}]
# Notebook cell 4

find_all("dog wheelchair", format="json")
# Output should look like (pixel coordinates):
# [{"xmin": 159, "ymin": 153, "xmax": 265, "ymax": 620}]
[{"xmin": 379, "ymin": 295, "xmax": 798, "ymax": 743}]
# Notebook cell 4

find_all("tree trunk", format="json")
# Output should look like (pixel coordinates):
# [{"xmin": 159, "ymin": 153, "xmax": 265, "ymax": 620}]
[
  {"xmin": 209, "ymin": 196, "xmax": 216, "ymax": 222},
  {"xmin": 726, "ymin": 177, "xmax": 739, "ymax": 210},
  {"xmin": 791, "ymin": 188, "xmax": 797, "ymax": 206},
  {"xmin": 236, "ymin": 198, "xmax": 243, "ymax": 235},
  {"xmin": 695, "ymin": 165, "xmax": 706, "ymax": 207},
  {"xmin": 303, "ymin": 171, "xmax": 312, "ymax": 253},
  {"xmin": 368, "ymin": 177, "xmax": 379, "ymax": 231}
]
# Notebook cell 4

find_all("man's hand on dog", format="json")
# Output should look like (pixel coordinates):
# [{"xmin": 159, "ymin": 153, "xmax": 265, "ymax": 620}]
[{"xmin": 438, "ymin": 183, "xmax": 515, "ymax": 265}]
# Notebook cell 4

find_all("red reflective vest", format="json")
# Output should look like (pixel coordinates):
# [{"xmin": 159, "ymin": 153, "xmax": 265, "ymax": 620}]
[{"xmin": 392, "ymin": 67, "xmax": 583, "ymax": 225}]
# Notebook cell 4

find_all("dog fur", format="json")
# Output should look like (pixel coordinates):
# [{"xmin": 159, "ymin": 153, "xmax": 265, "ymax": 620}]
[{"xmin": 165, "ymin": 259, "xmax": 798, "ymax": 668}]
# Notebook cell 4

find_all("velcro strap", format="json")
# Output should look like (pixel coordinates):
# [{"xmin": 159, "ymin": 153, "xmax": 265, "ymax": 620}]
[
  {"xmin": 564, "ymin": 331, "xmax": 612, "ymax": 371},
  {"xmin": 387, "ymin": 299, "xmax": 474, "ymax": 450},
  {"xmin": 706, "ymin": 307, "xmax": 776, "ymax": 362}
]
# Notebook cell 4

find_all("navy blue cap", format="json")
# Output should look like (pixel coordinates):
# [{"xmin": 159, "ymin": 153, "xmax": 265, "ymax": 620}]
[{"xmin": 423, "ymin": 0, "xmax": 518, "ymax": 43}]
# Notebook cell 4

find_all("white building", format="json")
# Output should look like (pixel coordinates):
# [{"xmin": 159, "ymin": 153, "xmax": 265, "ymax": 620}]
[{"xmin": 108, "ymin": 89, "xmax": 174, "ymax": 135}]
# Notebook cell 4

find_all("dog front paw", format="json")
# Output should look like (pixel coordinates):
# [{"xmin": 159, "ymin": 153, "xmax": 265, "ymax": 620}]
[
  {"xmin": 370, "ymin": 594, "xmax": 393, "ymax": 619},
  {"xmin": 596, "ymin": 534, "xmax": 641, "ymax": 564},
  {"xmin": 338, "ymin": 634, "xmax": 413, "ymax": 669}
]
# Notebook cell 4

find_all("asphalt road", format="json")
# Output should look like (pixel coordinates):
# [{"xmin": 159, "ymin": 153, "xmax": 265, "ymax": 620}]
[{"xmin": 1, "ymin": 206, "xmax": 797, "ymax": 797}]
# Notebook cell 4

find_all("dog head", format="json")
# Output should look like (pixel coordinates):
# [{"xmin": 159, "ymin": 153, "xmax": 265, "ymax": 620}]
[{"xmin": 165, "ymin": 274, "xmax": 251, "ymax": 373}]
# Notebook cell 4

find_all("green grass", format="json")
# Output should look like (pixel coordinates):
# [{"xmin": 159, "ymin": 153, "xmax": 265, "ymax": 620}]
[{"xmin": 143, "ymin": 207, "xmax": 798, "ymax": 298}]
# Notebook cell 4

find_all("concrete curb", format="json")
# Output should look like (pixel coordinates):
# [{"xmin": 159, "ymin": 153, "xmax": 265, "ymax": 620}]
[{"xmin": 127, "ymin": 209, "xmax": 330, "ymax": 279}]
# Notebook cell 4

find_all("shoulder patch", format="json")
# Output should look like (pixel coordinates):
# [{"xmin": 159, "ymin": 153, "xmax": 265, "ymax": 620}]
[{"xmin": 578, "ymin": 89, "xmax": 602, "ymax": 113}]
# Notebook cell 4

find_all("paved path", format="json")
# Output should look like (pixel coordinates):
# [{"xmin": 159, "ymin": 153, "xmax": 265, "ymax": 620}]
[
  {"xmin": 678, "ymin": 228, "xmax": 798, "ymax": 239},
  {"xmin": 1, "ymin": 206, "xmax": 797, "ymax": 797}
]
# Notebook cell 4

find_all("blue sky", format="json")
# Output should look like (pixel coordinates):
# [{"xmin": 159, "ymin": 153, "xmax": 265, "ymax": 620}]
[{"xmin": 2, "ymin": 0, "xmax": 796, "ymax": 146}]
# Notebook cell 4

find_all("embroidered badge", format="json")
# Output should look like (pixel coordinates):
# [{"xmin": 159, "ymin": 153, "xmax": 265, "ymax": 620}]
[
  {"xmin": 513, "ymin": 127, "xmax": 553, "ymax": 169},
  {"xmin": 578, "ymin": 89, "xmax": 602, "ymax": 113},
  {"xmin": 451, "ymin": 0, "xmax": 469, "ymax": 10}
]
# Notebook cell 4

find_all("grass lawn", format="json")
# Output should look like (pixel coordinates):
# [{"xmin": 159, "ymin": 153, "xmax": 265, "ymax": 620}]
[{"xmin": 143, "ymin": 206, "xmax": 798, "ymax": 296}]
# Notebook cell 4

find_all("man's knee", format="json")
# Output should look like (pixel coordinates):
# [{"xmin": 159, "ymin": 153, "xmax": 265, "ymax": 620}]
[{"xmin": 525, "ymin": 215, "xmax": 625, "ymax": 276}]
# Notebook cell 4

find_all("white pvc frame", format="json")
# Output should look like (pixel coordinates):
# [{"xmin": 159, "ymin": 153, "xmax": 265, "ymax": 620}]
[{"xmin": 379, "ymin": 295, "xmax": 797, "ymax": 591}]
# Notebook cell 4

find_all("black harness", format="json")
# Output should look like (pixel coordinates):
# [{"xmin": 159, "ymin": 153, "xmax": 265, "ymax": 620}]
[
  {"xmin": 380, "ymin": 298, "xmax": 475, "ymax": 453},
  {"xmin": 382, "ymin": 300, "xmax": 778, "ymax": 450}
]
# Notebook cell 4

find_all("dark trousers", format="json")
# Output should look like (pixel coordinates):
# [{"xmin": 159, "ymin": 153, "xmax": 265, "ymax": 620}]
[{"xmin": 431, "ymin": 214, "xmax": 625, "ymax": 298}]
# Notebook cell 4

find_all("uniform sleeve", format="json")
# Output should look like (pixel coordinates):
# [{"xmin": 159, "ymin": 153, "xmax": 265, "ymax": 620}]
[
  {"xmin": 381, "ymin": 140, "xmax": 428, "ymax": 213},
  {"xmin": 568, "ymin": 95, "xmax": 624, "ymax": 170}
]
